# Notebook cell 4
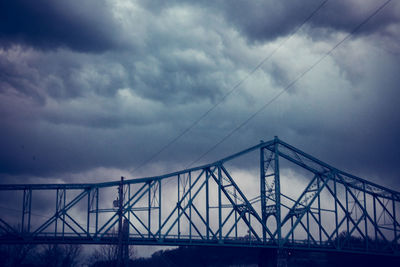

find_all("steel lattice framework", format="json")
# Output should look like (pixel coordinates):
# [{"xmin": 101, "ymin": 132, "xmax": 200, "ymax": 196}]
[{"xmin": 0, "ymin": 137, "xmax": 399, "ymax": 256}]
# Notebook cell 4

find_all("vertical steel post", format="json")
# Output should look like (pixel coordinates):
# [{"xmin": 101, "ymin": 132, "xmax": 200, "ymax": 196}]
[
  {"xmin": 21, "ymin": 189, "xmax": 26, "ymax": 233},
  {"xmin": 128, "ymin": 184, "xmax": 131, "ymax": 223},
  {"xmin": 393, "ymin": 196, "xmax": 397, "ymax": 246},
  {"xmin": 260, "ymin": 144, "xmax": 267, "ymax": 243},
  {"xmin": 21, "ymin": 189, "xmax": 32, "ymax": 233},
  {"xmin": 28, "ymin": 189, "xmax": 32, "ymax": 233},
  {"xmin": 62, "ymin": 188, "xmax": 66, "ymax": 237},
  {"xmin": 291, "ymin": 217, "xmax": 294, "ymax": 243},
  {"xmin": 87, "ymin": 189, "xmax": 90, "ymax": 235},
  {"xmin": 118, "ymin": 177, "xmax": 124, "ymax": 267},
  {"xmin": 317, "ymin": 176, "xmax": 322, "ymax": 243},
  {"xmin": 55, "ymin": 189, "xmax": 59, "ymax": 236},
  {"xmin": 177, "ymin": 174, "xmax": 180, "ymax": 239},
  {"xmin": 206, "ymin": 169, "xmax": 209, "ymax": 240},
  {"xmin": 334, "ymin": 174, "xmax": 338, "ymax": 247},
  {"xmin": 148, "ymin": 181, "xmax": 151, "ymax": 238},
  {"xmin": 218, "ymin": 165, "xmax": 222, "ymax": 242},
  {"xmin": 249, "ymin": 212, "xmax": 252, "ymax": 244},
  {"xmin": 189, "ymin": 172, "xmax": 192, "ymax": 241},
  {"xmin": 274, "ymin": 136, "xmax": 281, "ymax": 244},
  {"xmin": 159, "ymin": 180, "xmax": 161, "ymax": 239},
  {"xmin": 373, "ymin": 196, "xmax": 377, "ymax": 241},
  {"xmin": 307, "ymin": 207, "xmax": 310, "ymax": 246},
  {"xmin": 346, "ymin": 188, "xmax": 349, "ymax": 237},
  {"xmin": 363, "ymin": 183, "xmax": 368, "ymax": 249},
  {"xmin": 234, "ymin": 187, "xmax": 238, "ymax": 239},
  {"xmin": 95, "ymin": 187, "xmax": 99, "ymax": 235}
]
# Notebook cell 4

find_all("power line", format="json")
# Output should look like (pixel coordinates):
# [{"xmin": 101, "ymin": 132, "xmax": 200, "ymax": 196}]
[
  {"xmin": 186, "ymin": 0, "xmax": 393, "ymax": 168},
  {"xmin": 129, "ymin": 0, "xmax": 329, "ymax": 174}
]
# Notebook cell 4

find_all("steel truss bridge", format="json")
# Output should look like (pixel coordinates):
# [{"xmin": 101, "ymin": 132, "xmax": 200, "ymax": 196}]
[{"xmin": 0, "ymin": 137, "xmax": 399, "ymax": 257}]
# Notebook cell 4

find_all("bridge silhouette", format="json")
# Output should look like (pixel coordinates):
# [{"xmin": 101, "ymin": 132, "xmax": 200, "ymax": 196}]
[{"xmin": 1, "ymin": 137, "xmax": 399, "ymax": 259}]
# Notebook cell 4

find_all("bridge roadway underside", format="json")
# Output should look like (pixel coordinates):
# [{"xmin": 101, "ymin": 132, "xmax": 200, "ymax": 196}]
[
  {"xmin": 1, "ymin": 235, "xmax": 399, "ymax": 258},
  {"xmin": 2, "ymin": 236, "xmax": 400, "ymax": 267}
]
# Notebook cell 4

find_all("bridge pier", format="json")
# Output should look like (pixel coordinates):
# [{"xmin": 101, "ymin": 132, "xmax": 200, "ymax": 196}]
[
  {"xmin": 276, "ymin": 249, "xmax": 288, "ymax": 267},
  {"xmin": 258, "ymin": 249, "xmax": 288, "ymax": 267}
]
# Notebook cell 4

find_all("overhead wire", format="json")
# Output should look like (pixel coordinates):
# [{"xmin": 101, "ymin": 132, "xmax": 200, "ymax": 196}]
[
  {"xmin": 185, "ymin": 0, "xmax": 393, "ymax": 168},
  {"xmin": 129, "ymin": 0, "xmax": 330, "ymax": 175}
]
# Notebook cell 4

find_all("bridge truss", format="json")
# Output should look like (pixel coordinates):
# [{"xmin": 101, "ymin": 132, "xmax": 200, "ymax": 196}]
[{"xmin": 0, "ymin": 137, "xmax": 399, "ymax": 256}]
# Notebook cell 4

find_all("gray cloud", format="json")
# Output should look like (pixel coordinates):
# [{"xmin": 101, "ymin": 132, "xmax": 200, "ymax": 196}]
[{"xmin": 0, "ymin": 0, "xmax": 399, "ymax": 194}]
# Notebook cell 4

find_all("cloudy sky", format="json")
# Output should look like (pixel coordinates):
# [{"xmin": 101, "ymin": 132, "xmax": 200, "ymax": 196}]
[{"xmin": 1, "ymin": 0, "xmax": 400, "ymax": 190}]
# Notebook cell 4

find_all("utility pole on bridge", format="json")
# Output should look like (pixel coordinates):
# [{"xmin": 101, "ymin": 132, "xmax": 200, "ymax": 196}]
[{"xmin": 116, "ymin": 176, "xmax": 129, "ymax": 267}]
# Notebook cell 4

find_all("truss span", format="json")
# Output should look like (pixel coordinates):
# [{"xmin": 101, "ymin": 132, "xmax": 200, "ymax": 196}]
[{"xmin": 0, "ymin": 137, "xmax": 399, "ymax": 256}]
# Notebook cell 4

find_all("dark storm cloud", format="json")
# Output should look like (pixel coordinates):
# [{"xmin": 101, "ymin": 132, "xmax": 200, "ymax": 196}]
[
  {"xmin": 160, "ymin": 0, "xmax": 400, "ymax": 43},
  {"xmin": 0, "ymin": 0, "xmax": 399, "ymax": 193},
  {"xmin": 0, "ymin": 0, "xmax": 119, "ymax": 52},
  {"xmin": 222, "ymin": 0, "xmax": 399, "ymax": 42},
  {"xmin": 215, "ymin": 0, "xmax": 323, "ymax": 42}
]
